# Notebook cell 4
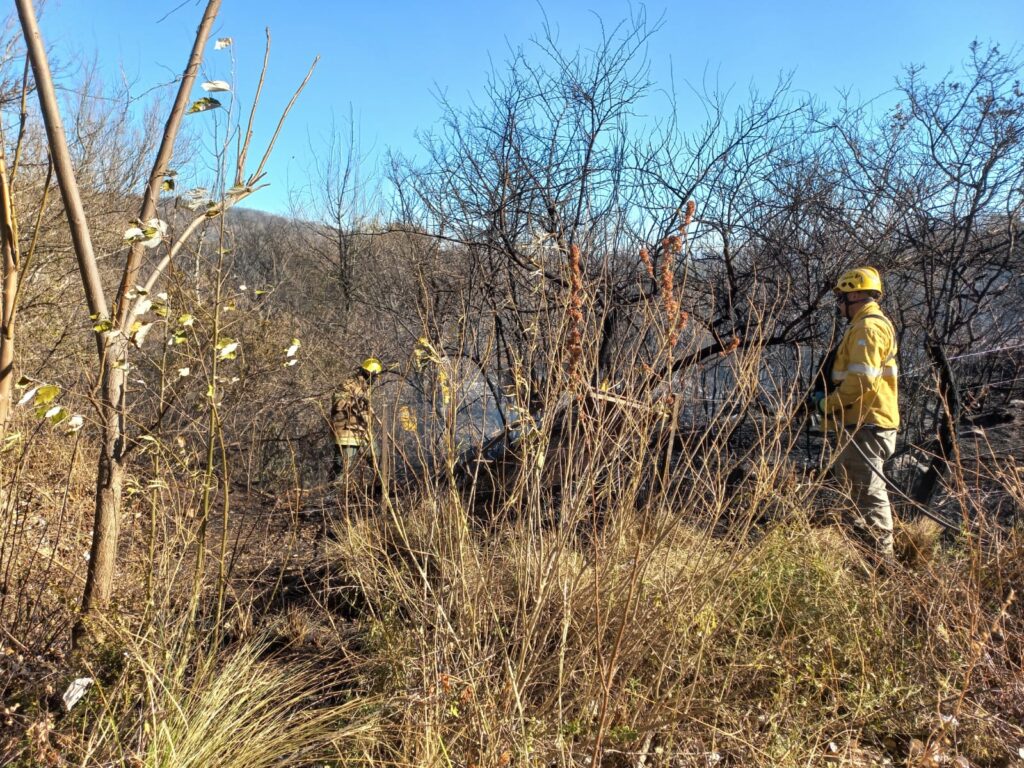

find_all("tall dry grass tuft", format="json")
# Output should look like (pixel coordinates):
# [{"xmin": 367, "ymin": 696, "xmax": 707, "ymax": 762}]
[{"xmin": 68, "ymin": 627, "xmax": 378, "ymax": 767}]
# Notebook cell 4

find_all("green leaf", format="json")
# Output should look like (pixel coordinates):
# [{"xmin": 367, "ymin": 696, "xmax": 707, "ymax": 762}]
[
  {"xmin": 188, "ymin": 97, "xmax": 222, "ymax": 114},
  {"xmin": 46, "ymin": 406, "xmax": 69, "ymax": 425},
  {"xmin": 35, "ymin": 384, "xmax": 60, "ymax": 406},
  {"xmin": 161, "ymin": 178, "xmax": 175, "ymax": 192},
  {"xmin": 93, "ymin": 318, "xmax": 113, "ymax": 333}
]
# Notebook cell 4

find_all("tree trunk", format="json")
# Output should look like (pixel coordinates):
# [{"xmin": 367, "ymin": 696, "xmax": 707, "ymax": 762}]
[
  {"xmin": 0, "ymin": 274, "xmax": 15, "ymax": 436},
  {"xmin": 79, "ymin": 343, "xmax": 127, "ymax": 619},
  {"xmin": 18, "ymin": 0, "xmax": 115, "ymax": 641},
  {"xmin": 0, "ymin": 152, "xmax": 20, "ymax": 434},
  {"xmin": 912, "ymin": 340, "xmax": 962, "ymax": 508}
]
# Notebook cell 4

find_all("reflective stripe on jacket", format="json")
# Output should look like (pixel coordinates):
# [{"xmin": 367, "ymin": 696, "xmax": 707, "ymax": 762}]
[{"xmin": 821, "ymin": 301, "xmax": 900, "ymax": 430}]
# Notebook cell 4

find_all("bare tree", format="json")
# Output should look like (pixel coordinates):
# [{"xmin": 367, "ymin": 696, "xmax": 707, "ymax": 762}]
[{"xmin": 17, "ymin": 0, "xmax": 316, "ymax": 638}]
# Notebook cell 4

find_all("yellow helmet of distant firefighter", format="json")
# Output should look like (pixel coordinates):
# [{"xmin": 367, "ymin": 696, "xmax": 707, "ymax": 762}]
[
  {"xmin": 834, "ymin": 267, "xmax": 883, "ymax": 296},
  {"xmin": 360, "ymin": 357, "xmax": 383, "ymax": 376}
]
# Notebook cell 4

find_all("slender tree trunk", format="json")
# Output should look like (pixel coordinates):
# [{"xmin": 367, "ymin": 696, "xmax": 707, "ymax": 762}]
[
  {"xmin": 114, "ymin": 0, "xmax": 221, "ymax": 326},
  {"xmin": 80, "ymin": 338, "xmax": 128, "ymax": 617},
  {"xmin": 0, "ymin": 156, "xmax": 17, "ymax": 433},
  {"xmin": 912, "ymin": 340, "xmax": 962, "ymax": 509},
  {"xmin": 18, "ymin": 0, "xmax": 119, "ymax": 641}
]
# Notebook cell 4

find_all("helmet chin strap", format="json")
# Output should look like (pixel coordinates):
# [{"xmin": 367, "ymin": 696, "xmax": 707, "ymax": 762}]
[{"xmin": 838, "ymin": 293, "xmax": 869, "ymax": 319}]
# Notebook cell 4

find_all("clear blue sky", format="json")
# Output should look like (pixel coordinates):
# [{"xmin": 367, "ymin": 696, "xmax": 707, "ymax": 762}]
[{"xmin": 37, "ymin": 1, "xmax": 1024, "ymax": 214}]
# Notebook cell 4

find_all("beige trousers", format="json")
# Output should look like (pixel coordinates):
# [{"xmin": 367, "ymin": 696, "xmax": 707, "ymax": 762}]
[{"xmin": 833, "ymin": 428, "xmax": 897, "ymax": 557}]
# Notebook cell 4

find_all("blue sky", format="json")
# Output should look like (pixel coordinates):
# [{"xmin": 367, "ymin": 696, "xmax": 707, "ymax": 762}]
[{"xmin": 38, "ymin": 1, "xmax": 1024, "ymax": 214}]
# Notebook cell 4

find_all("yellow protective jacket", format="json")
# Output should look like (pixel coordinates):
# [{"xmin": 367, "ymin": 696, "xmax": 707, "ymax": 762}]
[{"xmin": 821, "ymin": 301, "xmax": 900, "ymax": 430}]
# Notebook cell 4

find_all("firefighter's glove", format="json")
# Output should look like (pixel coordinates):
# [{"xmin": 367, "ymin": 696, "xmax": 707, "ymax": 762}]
[{"xmin": 808, "ymin": 391, "xmax": 826, "ymax": 414}]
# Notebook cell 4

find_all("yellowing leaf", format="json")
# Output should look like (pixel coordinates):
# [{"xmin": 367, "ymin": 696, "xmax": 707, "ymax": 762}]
[
  {"xmin": 124, "ymin": 219, "xmax": 167, "ymax": 249},
  {"xmin": 216, "ymin": 339, "xmax": 239, "ymax": 360},
  {"xmin": 45, "ymin": 406, "xmax": 68, "ymax": 425},
  {"xmin": 131, "ymin": 323, "xmax": 154, "ymax": 348},
  {"xmin": 35, "ymin": 384, "xmax": 60, "ymax": 405},
  {"xmin": 188, "ymin": 97, "xmax": 222, "ymax": 114}
]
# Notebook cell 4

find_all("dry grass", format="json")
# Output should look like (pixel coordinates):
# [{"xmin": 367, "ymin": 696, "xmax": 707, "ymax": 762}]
[{"xmin": 3, "ymin": 316, "xmax": 1023, "ymax": 768}]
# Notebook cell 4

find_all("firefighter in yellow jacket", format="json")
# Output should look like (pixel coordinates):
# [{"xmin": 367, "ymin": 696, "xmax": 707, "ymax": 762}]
[
  {"xmin": 811, "ymin": 267, "xmax": 899, "ymax": 561},
  {"xmin": 330, "ymin": 357, "xmax": 382, "ymax": 481}
]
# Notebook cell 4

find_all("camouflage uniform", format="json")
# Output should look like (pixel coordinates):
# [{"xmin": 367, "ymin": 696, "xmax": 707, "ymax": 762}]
[{"xmin": 330, "ymin": 372, "xmax": 374, "ymax": 480}]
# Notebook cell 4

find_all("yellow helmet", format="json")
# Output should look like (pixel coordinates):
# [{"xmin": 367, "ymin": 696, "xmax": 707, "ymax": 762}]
[
  {"xmin": 360, "ymin": 357, "xmax": 383, "ymax": 376},
  {"xmin": 835, "ymin": 267, "xmax": 883, "ymax": 296}
]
